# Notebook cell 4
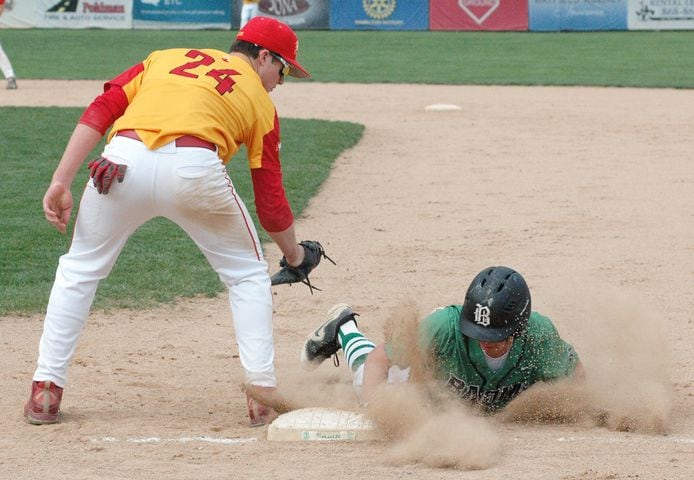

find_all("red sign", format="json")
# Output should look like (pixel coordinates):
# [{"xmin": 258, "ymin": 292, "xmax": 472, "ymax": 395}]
[{"xmin": 430, "ymin": 0, "xmax": 528, "ymax": 31}]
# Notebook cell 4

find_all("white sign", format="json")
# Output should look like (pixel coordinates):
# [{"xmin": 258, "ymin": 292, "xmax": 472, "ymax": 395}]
[
  {"xmin": 36, "ymin": 0, "xmax": 133, "ymax": 29},
  {"xmin": 628, "ymin": 0, "xmax": 694, "ymax": 30}
]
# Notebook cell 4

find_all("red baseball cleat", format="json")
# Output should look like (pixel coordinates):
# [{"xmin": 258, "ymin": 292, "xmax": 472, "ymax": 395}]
[
  {"xmin": 24, "ymin": 380, "xmax": 63, "ymax": 425},
  {"xmin": 246, "ymin": 389, "xmax": 278, "ymax": 427}
]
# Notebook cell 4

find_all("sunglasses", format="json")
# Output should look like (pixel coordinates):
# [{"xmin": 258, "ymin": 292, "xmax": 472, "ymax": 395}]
[{"xmin": 269, "ymin": 52, "xmax": 291, "ymax": 78}]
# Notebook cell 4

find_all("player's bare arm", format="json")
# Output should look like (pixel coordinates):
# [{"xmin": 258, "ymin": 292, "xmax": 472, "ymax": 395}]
[
  {"xmin": 267, "ymin": 225, "xmax": 305, "ymax": 267},
  {"xmin": 43, "ymin": 124, "xmax": 102, "ymax": 233},
  {"xmin": 362, "ymin": 343, "xmax": 391, "ymax": 399}
]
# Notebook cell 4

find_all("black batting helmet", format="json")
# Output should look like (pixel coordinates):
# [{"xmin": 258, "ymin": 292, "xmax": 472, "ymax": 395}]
[{"xmin": 460, "ymin": 266, "xmax": 531, "ymax": 342}]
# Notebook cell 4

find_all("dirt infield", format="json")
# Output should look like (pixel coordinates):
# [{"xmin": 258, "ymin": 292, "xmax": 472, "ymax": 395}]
[{"xmin": 1, "ymin": 81, "xmax": 692, "ymax": 479}]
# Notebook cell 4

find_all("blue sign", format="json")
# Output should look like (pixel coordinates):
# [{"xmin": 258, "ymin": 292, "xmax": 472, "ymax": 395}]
[
  {"xmin": 134, "ymin": 0, "xmax": 230, "ymax": 26},
  {"xmin": 529, "ymin": 0, "xmax": 627, "ymax": 31},
  {"xmin": 330, "ymin": 0, "xmax": 428, "ymax": 31}
]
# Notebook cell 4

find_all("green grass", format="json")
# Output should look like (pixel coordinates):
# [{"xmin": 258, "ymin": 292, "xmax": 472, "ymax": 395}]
[
  {"xmin": 0, "ymin": 29, "xmax": 692, "ymax": 87},
  {"xmin": 2, "ymin": 28, "xmax": 691, "ymax": 313},
  {"xmin": 0, "ymin": 108, "xmax": 364, "ymax": 313}
]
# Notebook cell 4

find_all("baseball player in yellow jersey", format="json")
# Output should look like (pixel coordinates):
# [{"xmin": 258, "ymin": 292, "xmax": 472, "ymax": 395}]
[
  {"xmin": 25, "ymin": 17, "xmax": 314, "ymax": 427},
  {"xmin": 0, "ymin": 0, "xmax": 18, "ymax": 89}
]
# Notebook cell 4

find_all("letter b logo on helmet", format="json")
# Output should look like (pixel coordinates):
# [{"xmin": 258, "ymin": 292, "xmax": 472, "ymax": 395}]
[
  {"xmin": 473, "ymin": 303, "xmax": 491, "ymax": 326},
  {"xmin": 460, "ymin": 266, "xmax": 531, "ymax": 342}
]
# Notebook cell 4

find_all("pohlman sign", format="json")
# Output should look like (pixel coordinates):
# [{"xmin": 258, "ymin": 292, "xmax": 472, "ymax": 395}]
[{"xmin": 36, "ymin": 0, "xmax": 132, "ymax": 28}]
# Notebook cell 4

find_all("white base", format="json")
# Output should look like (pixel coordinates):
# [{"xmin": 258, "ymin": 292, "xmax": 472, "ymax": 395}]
[
  {"xmin": 267, "ymin": 407, "xmax": 381, "ymax": 442},
  {"xmin": 424, "ymin": 103, "xmax": 462, "ymax": 112}
]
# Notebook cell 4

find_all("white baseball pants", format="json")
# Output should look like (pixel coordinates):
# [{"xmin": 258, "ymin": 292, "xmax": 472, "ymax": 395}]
[
  {"xmin": 0, "ymin": 42, "xmax": 15, "ymax": 79},
  {"xmin": 34, "ymin": 135, "xmax": 276, "ymax": 388},
  {"xmin": 352, "ymin": 363, "xmax": 411, "ymax": 405},
  {"xmin": 240, "ymin": 3, "xmax": 259, "ymax": 28}
]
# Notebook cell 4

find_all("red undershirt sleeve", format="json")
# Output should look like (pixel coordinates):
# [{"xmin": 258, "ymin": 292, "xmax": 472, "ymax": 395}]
[
  {"xmin": 77, "ymin": 63, "xmax": 144, "ymax": 136},
  {"xmin": 78, "ymin": 87, "xmax": 129, "ymax": 135},
  {"xmin": 251, "ymin": 167, "xmax": 293, "ymax": 232},
  {"xmin": 250, "ymin": 115, "xmax": 294, "ymax": 233}
]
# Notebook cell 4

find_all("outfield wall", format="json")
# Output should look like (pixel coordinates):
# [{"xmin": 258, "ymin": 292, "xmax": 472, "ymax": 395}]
[{"xmin": 1, "ymin": 0, "xmax": 693, "ymax": 31}]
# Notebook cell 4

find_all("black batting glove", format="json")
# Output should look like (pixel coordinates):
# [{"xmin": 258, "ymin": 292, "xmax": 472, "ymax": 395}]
[{"xmin": 87, "ymin": 157, "xmax": 127, "ymax": 194}]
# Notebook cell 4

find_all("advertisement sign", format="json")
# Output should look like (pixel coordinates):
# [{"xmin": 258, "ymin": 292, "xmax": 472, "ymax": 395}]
[
  {"xmin": 133, "ymin": 0, "xmax": 230, "ymax": 29},
  {"xmin": 330, "ymin": 0, "xmax": 428, "ymax": 30},
  {"xmin": 529, "ymin": 0, "xmax": 627, "ymax": 31},
  {"xmin": 36, "ymin": 0, "xmax": 132, "ymax": 29},
  {"xmin": 430, "ymin": 0, "xmax": 528, "ymax": 31},
  {"xmin": 231, "ymin": 0, "xmax": 329, "ymax": 29},
  {"xmin": 628, "ymin": 0, "xmax": 694, "ymax": 30}
]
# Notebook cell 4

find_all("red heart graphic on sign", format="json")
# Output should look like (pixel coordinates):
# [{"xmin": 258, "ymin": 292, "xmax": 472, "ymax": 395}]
[{"xmin": 458, "ymin": 0, "xmax": 501, "ymax": 25}]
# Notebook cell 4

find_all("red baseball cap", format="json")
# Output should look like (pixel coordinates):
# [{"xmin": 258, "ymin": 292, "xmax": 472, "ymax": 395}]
[{"xmin": 236, "ymin": 17, "xmax": 310, "ymax": 78}]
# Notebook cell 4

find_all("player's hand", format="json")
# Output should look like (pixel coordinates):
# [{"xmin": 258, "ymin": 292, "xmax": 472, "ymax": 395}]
[
  {"xmin": 270, "ymin": 241, "xmax": 335, "ymax": 294},
  {"xmin": 88, "ymin": 157, "xmax": 127, "ymax": 194},
  {"xmin": 43, "ymin": 183, "xmax": 73, "ymax": 233}
]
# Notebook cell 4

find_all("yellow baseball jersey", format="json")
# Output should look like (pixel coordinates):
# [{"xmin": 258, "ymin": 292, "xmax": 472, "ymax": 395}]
[
  {"xmin": 107, "ymin": 48, "xmax": 275, "ymax": 166},
  {"xmin": 79, "ymin": 47, "xmax": 293, "ymax": 232}
]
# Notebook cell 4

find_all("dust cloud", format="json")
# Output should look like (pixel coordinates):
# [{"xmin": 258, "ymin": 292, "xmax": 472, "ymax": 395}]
[
  {"xmin": 573, "ymin": 289, "xmax": 673, "ymax": 433},
  {"xmin": 367, "ymin": 383, "xmax": 500, "ymax": 470},
  {"xmin": 275, "ymin": 292, "xmax": 673, "ymax": 471},
  {"xmin": 500, "ymin": 286, "xmax": 673, "ymax": 434},
  {"xmin": 366, "ymin": 300, "xmax": 500, "ymax": 469}
]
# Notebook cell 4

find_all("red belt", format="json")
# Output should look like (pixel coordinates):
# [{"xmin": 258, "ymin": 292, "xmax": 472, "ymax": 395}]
[{"xmin": 116, "ymin": 129, "xmax": 216, "ymax": 151}]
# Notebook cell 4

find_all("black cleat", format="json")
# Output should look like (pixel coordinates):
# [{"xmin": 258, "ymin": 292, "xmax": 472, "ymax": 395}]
[{"xmin": 300, "ymin": 304, "xmax": 358, "ymax": 371}]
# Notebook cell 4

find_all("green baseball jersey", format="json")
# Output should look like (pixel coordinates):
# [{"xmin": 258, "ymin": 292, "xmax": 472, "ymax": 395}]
[{"xmin": 415, "ymin": 305, "xmax": 579, "ymax": 411}]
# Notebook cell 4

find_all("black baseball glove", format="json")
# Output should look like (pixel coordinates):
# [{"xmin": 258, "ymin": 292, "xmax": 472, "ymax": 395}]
[{"xmin": 271, "ymin": 241, "xmax": 335, "ymax": 294}]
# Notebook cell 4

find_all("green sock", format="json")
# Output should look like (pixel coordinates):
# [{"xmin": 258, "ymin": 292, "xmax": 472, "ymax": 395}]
[{"xmin": 338, "ymin": 327, "xmax": 375, "ymax": 372}]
